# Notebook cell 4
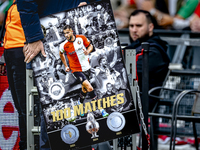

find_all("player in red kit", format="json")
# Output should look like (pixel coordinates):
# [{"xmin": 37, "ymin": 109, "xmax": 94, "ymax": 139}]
[{"xmin": 59, "ymin": 25, "xmax": 109, "ymax": 117}]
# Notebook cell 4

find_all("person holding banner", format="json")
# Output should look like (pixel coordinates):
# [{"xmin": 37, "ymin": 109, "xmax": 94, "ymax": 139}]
[
  {"xmin": 59, "ymin": 24, "xmax": 109, "ymax": 118},
  {"xmin": 18, "ymin": 0, "xmax": 100, "ymax": 63},
  {"xmin": 1, "ymin": 1, "xmax": 100, "ymax": 150},
  {"xmin": 2, "ymin": 1, "xmax": 27, "ymax": 149}
]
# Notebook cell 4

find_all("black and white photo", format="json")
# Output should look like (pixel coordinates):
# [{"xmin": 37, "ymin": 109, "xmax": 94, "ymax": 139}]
[{"xmin": 32, "ymin": 1, "xmax": 139, "ymax": 149}]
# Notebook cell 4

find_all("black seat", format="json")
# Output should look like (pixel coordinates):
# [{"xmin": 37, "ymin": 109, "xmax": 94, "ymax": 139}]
[{"xmin": 148, "ymin": 69, "xmax": 200, "ymax": 150}]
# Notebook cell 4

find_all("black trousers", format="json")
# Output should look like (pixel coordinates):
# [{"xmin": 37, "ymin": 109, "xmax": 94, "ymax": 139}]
[{"xmin": 4, "ymin": 47, "xmax": 27, "ymax": 149}]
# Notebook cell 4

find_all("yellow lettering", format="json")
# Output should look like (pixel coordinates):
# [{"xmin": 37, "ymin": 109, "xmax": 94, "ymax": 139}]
[
  {"xmin": 103, "ymin": 97, "xmax": 110, "ymax": 109},
  {"xmin": 73, "ymin": 104, "xmax": 83, "ymax": 117},
  {"xmin": 64, "ymin": 107, "xmax": 71, "ymax": 119},
  {"xmin": 110, "ymin": 95, "xmax": 117, "ymax": 106},
  {"xmin": 91, "ymin": 100, "xmax": 97, "ymax": 111},
  {"xmin": 98, "ymin": 99, "xmax": 103, "ymax": 110},
  {"xmin": 117, "ymin": 93, "xmax": 124, "ymax": 105},
  {"xmin": 85, "ymin": 102, "xmax": 92, "ymax": 113},
  {"xmin": 116, "ymin": 132, "xmax": 122, "ymax": 135},
  {"xmin": 93, "ymin": 138, "xmax": 98, "ymax": 141},
  {"xmin": 50, "ymin": 94, "xmax": 124, "ymax": 123},
  {"xmin": 51, "ymin": 111, "xmax": 56, "ymax": 122},
  {"xmin": 70, "ymin": 144, "xmax": 75, "ymax": 147},
  {"xmin": 56, "ymin": 110, "xmax": 63, "ymax": 121}
]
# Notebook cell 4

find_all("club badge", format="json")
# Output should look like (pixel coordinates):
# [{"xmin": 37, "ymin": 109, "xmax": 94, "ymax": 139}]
[
  {"xmin": 77, "ymin": 40, "xmax": 81, "ymax": 45},
  {"xmin": 61, "ymin": 124, "xmax": 79, "ymax": 144},
  {"xmin": 49, "ymin": 82, "xmax": 65, "ymax": 100},
  {"xmin": 104, "ymin": 37, "xmax": 114, "ymax": 47}
]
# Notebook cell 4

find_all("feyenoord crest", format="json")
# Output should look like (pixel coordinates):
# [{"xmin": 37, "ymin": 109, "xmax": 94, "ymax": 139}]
[
  {"xmin": 61, "ymin": 124, "xmax": 79, "ymax": 144},
  {"xmin": 77, "ymin": 40, "xmax": 81, "ymax": 45}
]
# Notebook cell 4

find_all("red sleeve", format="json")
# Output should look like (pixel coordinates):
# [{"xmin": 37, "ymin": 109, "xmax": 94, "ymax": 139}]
[
  {"xmin": 194, "ymin": 3, "xmax": 200, "ymax": 17},
  {"xmin": 81, "ymin": 35, "xmax": 90, "ymax": 48}
]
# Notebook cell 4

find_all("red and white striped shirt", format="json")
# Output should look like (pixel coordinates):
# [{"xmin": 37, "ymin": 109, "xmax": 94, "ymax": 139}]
[{"xmin": 60, "ymin": 35, "xmax": 91, "ymax": 73}]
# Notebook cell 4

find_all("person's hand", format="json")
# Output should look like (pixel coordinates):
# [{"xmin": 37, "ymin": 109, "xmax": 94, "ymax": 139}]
[
  {"xmin": 190, "ymin": 19, "xmax": 200, "ymax": 32},
  {"xmin": 83, "ymin": 49, "xmax": 89, "ymax": 55},
  {"xmin": 113, "ymin": 10, "xmax": 129, "ymax": 29},
  {"xmin": 78, "ymin": 2, "xmax": 87, "ymax": 7},
  {"xmin": 23, "ymin": 40, "xmax": 46, "ymax": 63},
  {"xmin": 65, "ymin": 66, "xmax": 70, "ymax": 72},
  {"xmin": 141, "ymin": 0, "xmax": 154, "ymax": 11},
  {"xmin": 157, "ymin": 13, "xmax": 174, "ymax": 27},
  {"xmin": 0, "ymin": 64, "xmax": 6, "ymax": 76}
]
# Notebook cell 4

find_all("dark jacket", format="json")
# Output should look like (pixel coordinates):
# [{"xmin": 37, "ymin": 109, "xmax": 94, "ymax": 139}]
[
  {"xmin": 16, "ymin": 0, "xmax": 100, "ymax": 43},
  {"xmin": 126, "ymin": 34, "xmax": 170, "ymax": 110}
]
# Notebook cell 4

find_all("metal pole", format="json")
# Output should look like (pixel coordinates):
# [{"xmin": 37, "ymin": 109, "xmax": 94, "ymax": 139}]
[
  {"xmin": 125, "ymin": 49, "xmax": 137, "ymax": 150},
  {"xmin": 26, "ymin": 69, "xmax": 35, "ymax": 150},
  {"xmin": 113, "ymin": 139, "xmax": 118, "ymax": 150},
  {"xmin": 141, "ymin": 42, "xmax": 149, "ymax": 150}
]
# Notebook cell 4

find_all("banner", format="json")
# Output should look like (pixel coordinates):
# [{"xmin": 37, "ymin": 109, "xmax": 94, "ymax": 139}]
[
  {"xmin": 33, "ymin": 0, "xmax": 140, "ymax": 149},
  {"xmin": 0, "ymin": 48, "xmax": 20, "ymax": 150}
]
